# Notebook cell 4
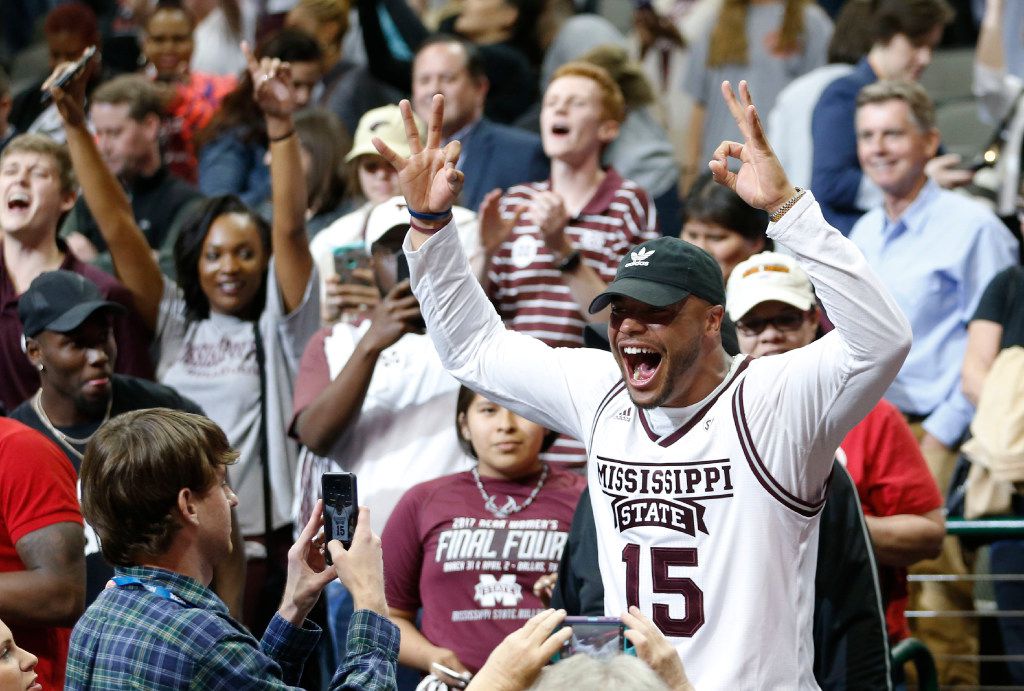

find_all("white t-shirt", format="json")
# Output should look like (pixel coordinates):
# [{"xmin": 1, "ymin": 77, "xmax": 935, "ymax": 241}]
[
  {"xmin": 155, "ymin": 260, "xmax": 320, "ymax": 535},
  {"xmin": 293, "ymin": 323, "xmax": 470, "ymax": 535}
]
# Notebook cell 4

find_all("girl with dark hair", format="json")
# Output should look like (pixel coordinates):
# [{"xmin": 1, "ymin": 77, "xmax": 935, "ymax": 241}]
[
  {"xmin": 196, "ymin": 27, "xmax": 323, "ymax": 208},
  {"xmin": 53, "ymin": 45, "xmax": 319, "ymax": 638},
  {"xmin": 380, "ymin": 386, "xmax": 584, "ymax": 685},
  {"xmin": 681, "ymin": 172, "xmax": 770, "ymax": 282},
  {"xmin": 292, "ymin": 108, "xmax": 351, "ymax": 237}
]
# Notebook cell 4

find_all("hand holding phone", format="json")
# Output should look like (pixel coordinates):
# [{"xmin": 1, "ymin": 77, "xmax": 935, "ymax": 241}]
[
  {"xmin": 333, "ymin": 243, "xmax": 372, "ymax": 284},
  {"xmin": 322, "ymin": 472, "xmax": 358, "ymax": 566},
  {"xmin": 553, "ymin": 616, "xmax": 634, "ymax": 661},
  {"xmin": 430, "ymin": 662, "xmax": 471, "ymax": 688},
  {"xmin": 41, "ymin": 46, "xmax": 97, "ymax": 105}
]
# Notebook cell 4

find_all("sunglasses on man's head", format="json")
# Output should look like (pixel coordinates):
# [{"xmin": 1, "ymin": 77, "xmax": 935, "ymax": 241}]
[{"xmin": 735, "ymin": 309, "xmax": 810, "ymax": 337}]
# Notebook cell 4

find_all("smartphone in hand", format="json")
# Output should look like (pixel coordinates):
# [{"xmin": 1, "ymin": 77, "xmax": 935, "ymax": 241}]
[
  {"xmin": 322, "ymin": 472, "xmax": 358, "ymax": 566},
  {"xmin": 41, "ymin": 46, "xmax": 97, "ymax": 104},
  {"xmin": 333, "ymin": 244, "xmax": 372, "ymax": 284}
]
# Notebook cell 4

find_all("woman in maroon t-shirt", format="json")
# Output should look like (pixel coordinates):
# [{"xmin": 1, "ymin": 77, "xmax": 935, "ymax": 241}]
[{"xmin": 381, "ymin": 387, "xmax": 586, "ymax": 686}]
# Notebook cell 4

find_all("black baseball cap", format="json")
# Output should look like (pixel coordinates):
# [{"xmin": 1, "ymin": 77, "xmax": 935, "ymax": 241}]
[
  {"xmin": 588, "ymin": 236, "xmax": 726, "ymax": 314},
  {"xmin": 18, "ymin": 271, "xmax": 125, "ymax": 337}
]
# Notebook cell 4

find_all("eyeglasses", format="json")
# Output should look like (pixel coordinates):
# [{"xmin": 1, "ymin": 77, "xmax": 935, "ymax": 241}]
[{"xmin": 735, "ymin": 310, "xmax": 809, "ymax": 337}]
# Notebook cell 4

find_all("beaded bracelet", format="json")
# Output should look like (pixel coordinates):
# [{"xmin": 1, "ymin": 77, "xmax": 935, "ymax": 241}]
[{"xmin": 408, "ymin": 207, "xmax": 453, "ymax": 221}]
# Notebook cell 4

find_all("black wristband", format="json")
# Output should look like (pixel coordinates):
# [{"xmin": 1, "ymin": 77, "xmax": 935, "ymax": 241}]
[
  {"xmin": 557, "ymin": 250, "xmax": 582, "ymax": 273},
  {"xmin": 268, "ymin": 129, "xmax": 295, "ymax": 143}
]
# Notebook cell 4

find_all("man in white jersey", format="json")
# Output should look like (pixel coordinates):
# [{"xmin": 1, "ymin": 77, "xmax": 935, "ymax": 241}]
[{"xmin": 373, "ymin": 82, "xmax": 912, "ymax": 689}]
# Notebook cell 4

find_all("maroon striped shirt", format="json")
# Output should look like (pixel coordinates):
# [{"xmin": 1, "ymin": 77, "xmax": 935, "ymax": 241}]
[{"xmin": 487, "ymin": 168, "xmax": 658, "ymax": 462}]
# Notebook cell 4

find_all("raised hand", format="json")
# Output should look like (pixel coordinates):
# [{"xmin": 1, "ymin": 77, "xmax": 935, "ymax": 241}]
[
  {"xmin": 709, "ymin": 80, "xmax": 796, "ymax": 213},
  {"xmin": 373, "ymin": 95, "xmax": 463, "ymax": 222},
  {"xmin": 478, "ymin": 188, "xmax": 524, "ymax": 255},
  {"xmin": 242, "ymin": 42, "xmax": 297, "ymax": 121},
  {"xmin": 42, "ymin": 48, "xmax": 97, "ymax": 128}
]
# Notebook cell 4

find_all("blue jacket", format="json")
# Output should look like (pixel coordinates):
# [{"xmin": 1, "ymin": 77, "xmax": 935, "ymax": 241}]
[
  {"xmin": 811, "ymin": 58, "xmax": 876, "ymax": 235},
  {"xmin": 458, "ymin": 118, "xmax": 549, "ymax": 211}
]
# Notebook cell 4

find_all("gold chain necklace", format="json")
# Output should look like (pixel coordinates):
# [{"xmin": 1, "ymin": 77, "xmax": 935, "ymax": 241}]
[{"xmin": 31, "ymin": 388, "xmax": 112, "ymax": 461}]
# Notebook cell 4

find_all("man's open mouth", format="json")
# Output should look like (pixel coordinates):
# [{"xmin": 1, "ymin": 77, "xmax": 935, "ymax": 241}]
[{"xmin": 622, "ymin": 345, "xmax": 663, "ymax": 387}]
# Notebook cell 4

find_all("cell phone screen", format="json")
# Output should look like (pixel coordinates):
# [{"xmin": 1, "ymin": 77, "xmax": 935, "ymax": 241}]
[
  {"xmin": 332, "ymin": 244, "xmax": 371, "ymax": 284},
  {"xmin": 560, "ymin": 617, "xmax": 625, "ymax": 660},
  {"xmin": 322, "ymin": 472, "xmax": 358, "ymax": 566}
]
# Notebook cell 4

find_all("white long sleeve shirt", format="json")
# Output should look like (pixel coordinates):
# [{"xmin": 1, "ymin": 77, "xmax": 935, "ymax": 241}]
[{"xmin": 406, "ymin": 192, "xmax": 911, "ymax": 689}]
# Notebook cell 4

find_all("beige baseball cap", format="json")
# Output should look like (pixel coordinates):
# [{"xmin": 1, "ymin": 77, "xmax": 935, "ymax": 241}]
[
  {"xmin": 345, "ymin": 104, "xmax": 424, "ymax": 163},
  {"xmin": 364, "ymin": 196, "xmax": 477, "ymax": 251},
  {"xmin": 725, "ymin": 251, "xmax": 815, "ymax": 321}
]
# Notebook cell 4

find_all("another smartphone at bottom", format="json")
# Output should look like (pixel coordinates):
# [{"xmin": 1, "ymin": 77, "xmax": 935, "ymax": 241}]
[
  {"xmin": 554, "ymin": 616, "xmax": 630, "ymax": 661},
  {"xmin": 322, "ymin": 472, "xmax": 358, "ymax": 566}
]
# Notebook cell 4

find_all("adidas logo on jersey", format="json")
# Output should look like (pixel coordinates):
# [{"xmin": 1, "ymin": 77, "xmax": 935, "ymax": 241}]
[
  {"xmin": 613, "ymin": 406, "xmax": 633, "ymax": 422},
  {"xmin": 625, "ymin": 247, "xmax": 655, "ymax": 267}
]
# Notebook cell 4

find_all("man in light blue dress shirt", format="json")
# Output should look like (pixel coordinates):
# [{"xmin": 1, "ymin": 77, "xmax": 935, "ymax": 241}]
[{"xmin": 849, "ymin": 79, "xmax": 1018, "ymax": 686}]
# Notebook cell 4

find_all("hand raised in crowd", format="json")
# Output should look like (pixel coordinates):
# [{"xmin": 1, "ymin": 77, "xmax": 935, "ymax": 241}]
[
  {"xmin": 42, "ymin": 47, "xmax": 97, "ymax": 128},
  {"xmin": 478, "ymin": 188, "xmax": 523, "ymax": 256},
  {"xmin": 242, "ymin": 41, "xmax": 297, "ymax": 140},
  {"xmin": 710, "ymin": 80, "xmax": 797, "ymax": 213},
  {"xmin": 622, "ymin": 606, "xmax": 695, "ymax": 691},
  {"xmin": 277, "ymin": 499, "xmax": 337, "ymax": 627},
  {"xmin": 467, "ymin": 609, "xmax": 573, "ymax": 691},
  {"xmin": 373, "ymin": 96, "xmax": 463, "ymax": 223},
  {"xmin": 324, "ymin": 268, "xmax": 381, "ymax": 323},
  {"xmin": 363, "ymin": 280, "xmax": 423, "ymax": 352},
  {"xmin": 326, "ymin": 506, "xmax": 388, "ymax": 616},
  {"xmin": 531, "ymin": 191, "xmax": 573, "ymax": 255}
]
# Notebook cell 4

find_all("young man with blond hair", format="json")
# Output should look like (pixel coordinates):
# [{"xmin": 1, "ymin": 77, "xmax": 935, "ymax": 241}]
[
  {"xmin": 0, "ymin": 134, "xmax": 152, "ymax": 411},
  {"xmin": 485, "ymin": 61, "xmax": 658, "ymax": 463}
]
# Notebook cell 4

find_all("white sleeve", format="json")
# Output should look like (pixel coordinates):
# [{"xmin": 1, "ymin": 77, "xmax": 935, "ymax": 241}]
[
  {"xmin": 973, "ymin": 61, "xmax": 1022, "ymax": 125},
  {"xmin": 739, "ymin": 192, "xmax": 912, "ymax": 503},
  {"xmin": 405, "ymin": 224, "xmax": 621, "ymax": 443}
]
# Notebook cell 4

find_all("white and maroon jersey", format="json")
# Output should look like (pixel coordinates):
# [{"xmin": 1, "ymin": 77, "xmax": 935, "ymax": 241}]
[
  {"xmin": 407, "ymin": 192, "xmax": 912, "ymax": 689},
  {"xmin": 588, "ymin": 358, "xmax": 827, "ymax": 689}
]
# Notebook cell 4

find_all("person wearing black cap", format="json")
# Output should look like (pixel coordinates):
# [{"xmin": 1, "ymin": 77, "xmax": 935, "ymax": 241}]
[
  {"xmin": 6, "ymin": 269, "xmax": 229, "ymax": 607},
  {"xmin": 374, "ymin": 83, "xmax": 913, "ymax": 689}
]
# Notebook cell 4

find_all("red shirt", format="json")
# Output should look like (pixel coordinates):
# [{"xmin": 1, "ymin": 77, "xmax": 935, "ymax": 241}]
[
  {"xmin": 838, "ymin": 399, "xmax": 943, "ymax": 641},
  {"xmin": 161, "ymin": 72, "xmax": 236, "ymax": 183},
  {"xmin": 0, "ymin": 418, "xmax": 82, "ymax": 689},
  {"xmin": 382, "ymin": 466, "xmax": 585, "ymax": 672}
]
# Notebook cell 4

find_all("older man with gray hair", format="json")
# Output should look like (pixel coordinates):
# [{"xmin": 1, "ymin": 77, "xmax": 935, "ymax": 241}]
[{"xmin": 849, "ymin": 78, "xmax": 1019, "ymax": 685}]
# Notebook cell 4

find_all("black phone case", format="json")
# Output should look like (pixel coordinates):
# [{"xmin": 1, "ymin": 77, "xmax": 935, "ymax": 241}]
[{"xmin": 322, "ymin": 472, "xmax": 358, "ymax": 566}]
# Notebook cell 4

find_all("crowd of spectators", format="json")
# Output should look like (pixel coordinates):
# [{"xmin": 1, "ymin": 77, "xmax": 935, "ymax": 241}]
[{"xmin": 0, "ymin": 0, "xmax": 1023, "ymax": 688}]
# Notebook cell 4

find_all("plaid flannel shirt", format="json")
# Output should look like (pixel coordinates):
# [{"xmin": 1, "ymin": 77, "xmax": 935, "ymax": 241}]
[{"xmin": 66, "ymin": 565, "xmax": 398, "ymax": 690}]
